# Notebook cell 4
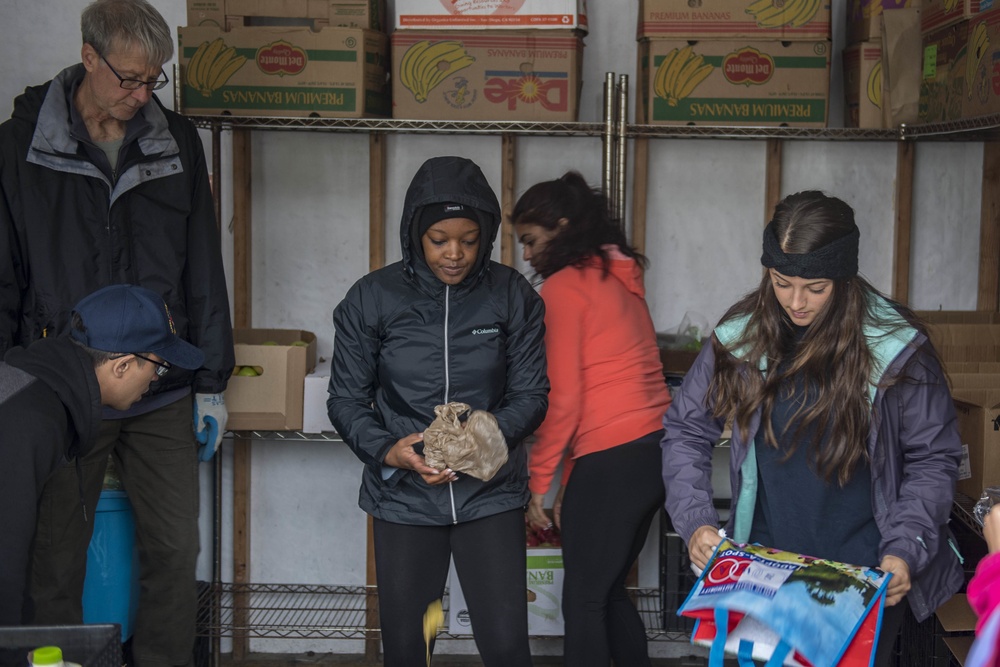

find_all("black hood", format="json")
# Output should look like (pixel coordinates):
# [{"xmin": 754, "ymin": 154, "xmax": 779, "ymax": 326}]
[
  {"xmin": 399, "ymin": 156, "xmax": 501, "ymax": 287},
  {"xmin": 4, "ymin": 337, "xmax": 103, "ymax": 459}
]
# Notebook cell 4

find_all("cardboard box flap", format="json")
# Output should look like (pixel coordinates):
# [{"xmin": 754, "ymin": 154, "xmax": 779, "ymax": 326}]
[
  {"xmin": 935, "ymin": 594, "xmax": 977, "ymax": 632},
  {"xmin": 952, "ymin": 387, "xmax": 1000, "ymax": 409},
  {"xmin": 950, "ymin": 373, "xmax": 1000, "ymax": 392},
  {"xmin": 943, "ymin": 635, "xmax": 975, "ymax": 666}
]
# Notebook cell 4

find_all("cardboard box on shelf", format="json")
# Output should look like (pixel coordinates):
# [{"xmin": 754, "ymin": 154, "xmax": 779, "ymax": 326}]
[
  {"xmin": 847, "ymin": 0, "xmax": 922, "ymax": 44},
  {"xmin": 935, "ymin": 594, "xmax": 977, "ymax": 666},
  {"xmin": 302, "ymin": 359, "xmax": 335, "ymax": 434},
  {"xmin": 918, "ymin": 309, "xmax": 1000, "ymax": 324},
  {"xmin": 637, "ymin": 39, "xmax": 830, "ymax": 127},
  {"xmin": 919, "ymin": 19, "xmax": 970, "ymax": 122},
  {"xmin": 922, "ymin": 0, "xmax": 986, "ymax": 34},
  {"xmin": 843, "ymin": 41, "xmax": 885, "ymax": 128},
  {"xmin": 950, "ymin": 387, "xmax": 1000, "ymax": 499},
  {"xmin": 393, "ymin": 0, "xmax": 587, "ymax": 33},
  {"xmin": 178, "ymin": 25, "xmax": 389, "ymax": 118},
  {"xmin": 448, "ymin": 548, "xmax": 565, "ymax": 635},
  {"xmin": 925, "ymin": 321, "xmax": 1000, "ymax": 367},
  {"xmin": 962, "ymin": 8, "xmax": 1000, "ymax": 120},
  {"xmin": 390, "ymin": 30, "xmax": 583, "ymax": 121},
  {"xmin": 187, "ymin": 0, "xmax": 385, "ymax": 31},
  {"xmin": 225, "ymin": 329, "xmax": 317, "ymax": 431},
  {"xmin": 637, "ymin": 0, "xmax": 831, "ymax": 41}
]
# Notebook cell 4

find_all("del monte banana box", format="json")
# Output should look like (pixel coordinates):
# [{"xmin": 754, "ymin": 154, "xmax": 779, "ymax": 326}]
[
  {"xmin": 637, "ymin": 0, "xmax": 831, "ymax": 40},
  {"xmin": 390, "ymin": 30, "xmax": 583, "ymax": 121},
  {"xmin": 844, "ymin": 41, "xmax": 885, "ymax": 128},
  {"xmin": 962, "ymin": 9, "xmax": 1000, "ymax": 119},
  {"xmin": 638, "ymin": 40, "xmax": 830, "ymax": 127},
  {"xmin": 178, "ymin": 26, "xmax": 389, "ymax": 117}
]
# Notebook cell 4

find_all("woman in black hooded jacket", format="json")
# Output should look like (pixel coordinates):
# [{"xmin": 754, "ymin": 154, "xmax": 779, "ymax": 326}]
[{"xmin": 328, "ymin": 156, "xmax": 548, "ymax": 666}]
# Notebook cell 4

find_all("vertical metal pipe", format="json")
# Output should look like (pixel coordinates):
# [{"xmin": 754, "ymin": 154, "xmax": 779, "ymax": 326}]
[
  {"xmin": 211, "ymin": 123, "xmax": 222, "ymax": 234},
  {"xmin": 212, "ymin": 448, "xmax": 222, "ymax": 667},
  {"xmin": 602, "ymin": 73, "xmax": 615, "ymax": 211},
  {"xmin": 616, "ymin": 74, "xmax": 629, "ymax": 228}
]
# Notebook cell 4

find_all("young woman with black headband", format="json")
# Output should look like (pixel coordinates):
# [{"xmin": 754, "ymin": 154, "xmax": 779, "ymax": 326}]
[{"xmin": 661, "ymin": 190, "xmax": 964, "ymax": 664}]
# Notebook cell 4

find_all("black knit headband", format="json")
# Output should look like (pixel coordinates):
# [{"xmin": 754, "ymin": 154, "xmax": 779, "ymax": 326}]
[{"xmin": 760, "ymin": 220, "xmax": 860, "ymax": 279}]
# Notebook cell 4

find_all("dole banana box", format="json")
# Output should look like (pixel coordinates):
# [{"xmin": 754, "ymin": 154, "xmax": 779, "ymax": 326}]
[
  {"xmin": 390, "ymin": 30, "xmax": 583, "ymax": 121},
  {"xmin": 962, "ymin": 8, "xmax": 1000, "ymax": 118},
  {"xmin": 919, "ymin": 19, "xmax": 970, "ymax": 121},
  {"xmin": 393, "ymin": 0, "xmax": 587, "ymax": 33},
  {"xmin": 186, "ymin": 0, "xmax": 385, "ymax": 31},
  {"xmin": 843, "ymin": 41, "xmax": 885, "ymax": 128},
  {"xmin": 178, "ymin": 25, "xmax": 389, "ymax": 118},
  {"xmin": 847, "ymin": 0, "xmax": 922, "ymax": 44},
  {"xmin": 637, "ymin": 0, "xmax": 831, "ymax": 40},
  {"xmin": 922, "ymin": 0, "xmax": 990, "ymax": 33},
  {"xmin": 637, "ymin": 40, "xmax": 830, "ymax": 127}
]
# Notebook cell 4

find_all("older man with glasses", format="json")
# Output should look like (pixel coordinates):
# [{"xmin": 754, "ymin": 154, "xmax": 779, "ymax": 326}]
[{"xmin": 0, "ymin": 1, "xmax": 235, "ymax": 665}]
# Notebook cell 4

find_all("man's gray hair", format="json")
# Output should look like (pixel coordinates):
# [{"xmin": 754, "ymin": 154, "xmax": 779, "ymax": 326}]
[{"xmin": 81, "ymin": 0, "xmax": 173, "ymax": 67}]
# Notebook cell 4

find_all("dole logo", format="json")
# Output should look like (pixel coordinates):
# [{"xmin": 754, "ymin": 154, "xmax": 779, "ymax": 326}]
[
  {"xmin": 723, "ymin": 47, "xmax": 774, "ymax": 86},
  {"xmin": 256, "ymin": 41, "xmax": 307, "ymax": 76},
  {"xmin": 484, "ymin": 73, "xmax": 568, "ymax": 112}
]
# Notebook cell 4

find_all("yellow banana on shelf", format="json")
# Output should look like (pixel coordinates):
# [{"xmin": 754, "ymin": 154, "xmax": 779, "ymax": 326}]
[
  {"xmin": 867, "ymin": 60, "xmax": 882, "ymax": 109},
  {"xmin": 400, "ymin": 40, "xmax": 475, "ymax": 103},
  {"xmin": 967, "ymin": 21, "xmax": 991, "ymax": 99},
  {"xmin": 654, "ymin": 46, "xmax": 714, "ymax": 107},
  {"xmin": 186, "ymin": 37, "xmax": 247, "ymax": 97}
]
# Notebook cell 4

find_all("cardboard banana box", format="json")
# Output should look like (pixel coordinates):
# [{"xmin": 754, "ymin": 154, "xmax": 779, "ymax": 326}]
[
  {"xmin": 846, "ymin": 0, "xmax": 922, "ymax": 44},
  {"xmin": 843, "ymin": 41, "xmax": 885, "ymax": 128},
  {"xmin": 637, "ymin": 0, "xmax": 831, "ymax": 41},
  {"xmin": 637, "ymin": 40, "xmax": 830, "ymax": 127},
  {"xmin": 390, "ymin": 30, "xmax": 583, "ymax": 121},
  {"xmin": 187, "ymin": 0, "xmax": 385, "ymax": 32},
  {"xmin": 178, "ymin": 25, "xmax": 389, "ymax": 118},
  {"xmin": 962, "ymin": 8, "xmax": 1000, "ymax": 119},
  {"xmin": 918, "ymin": 19, "xmax": 969, "ymax": 122},
  {"xmin": 922, "ymin": 0, "xmax": 987, "ymax": 34},
  {"xmin": 393, "ymin": 0, "xmax": 587, "ymax": 33}
]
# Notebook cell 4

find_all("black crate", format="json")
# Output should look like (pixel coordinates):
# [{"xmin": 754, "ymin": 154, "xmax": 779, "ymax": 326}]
[{"xmin": 0, "ymin": 625, "xmax": 120, "ymax": 667}]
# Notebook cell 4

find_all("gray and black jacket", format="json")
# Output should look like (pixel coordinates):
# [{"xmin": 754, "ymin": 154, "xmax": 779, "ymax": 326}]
[
  {"xmin": 0, "ymin": 64, "xmax": 234, "ymax": 401},
  {"xmin": 328, "ymin": 156, "xmax": 549, "ymax": 525}
]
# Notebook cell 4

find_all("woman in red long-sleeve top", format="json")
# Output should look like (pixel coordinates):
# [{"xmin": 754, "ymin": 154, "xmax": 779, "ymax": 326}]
[{"xmin": 513, "ymin": 171, "xmax": 671, "ymax": 667}]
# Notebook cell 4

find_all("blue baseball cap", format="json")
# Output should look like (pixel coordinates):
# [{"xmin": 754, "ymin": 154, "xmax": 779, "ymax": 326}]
[{"xmin": 70, "ymin": 284, "xmax": 205, "ymax": 370}]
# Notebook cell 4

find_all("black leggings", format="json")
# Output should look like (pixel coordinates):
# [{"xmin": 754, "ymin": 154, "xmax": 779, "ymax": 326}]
[
  {"xmin": 560, "ymin": 431, "xmax": 666, "ymax": 667},
  {"xmin": 373, "ymin": 509, "xmax": 533, "ymax": 667}
]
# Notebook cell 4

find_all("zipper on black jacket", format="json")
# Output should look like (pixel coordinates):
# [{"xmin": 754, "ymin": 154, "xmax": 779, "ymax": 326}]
[{"xmin": 444, "ymin": 285, "xmax": 457, "ymax": 525}]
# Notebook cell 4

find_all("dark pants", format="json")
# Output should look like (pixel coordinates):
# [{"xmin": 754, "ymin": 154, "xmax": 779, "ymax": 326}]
[
  {"xmin": 373, "ymin": 509, "xmax": 533, "ymax": 667},
  {"xmin": 559, "ymin": 431, "xmax": 666, "ymax": 667},
  {"xmin": 30, "ymin": 396, "xmax": 200, "ymax": 667}
]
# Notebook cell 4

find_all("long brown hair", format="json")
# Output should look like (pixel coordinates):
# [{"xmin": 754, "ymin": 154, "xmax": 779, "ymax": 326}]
[
  {"xmin": 511, "ymin": 171, "xmax": 647, "ymax": 279},
  {"xmin": 709, "ymin": 191, "xmax": 924, "ymax": 486}
]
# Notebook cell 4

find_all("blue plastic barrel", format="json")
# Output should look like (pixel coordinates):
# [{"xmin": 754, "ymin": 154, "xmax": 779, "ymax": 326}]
[{"xmin": 82, "ymin": 490, "xmax": 140, "ymax": 641}]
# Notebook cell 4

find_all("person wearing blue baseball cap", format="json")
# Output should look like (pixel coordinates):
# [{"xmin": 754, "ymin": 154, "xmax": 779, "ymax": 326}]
[{"xmin": 0, "ymin": 284, "xmax": 204, "ymax": 626}]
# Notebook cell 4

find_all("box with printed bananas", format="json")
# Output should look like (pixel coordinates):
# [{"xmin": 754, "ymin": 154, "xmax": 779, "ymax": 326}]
[
  {"xmin": 843, "ymin": 42, "xmax": 884, "ymax": 128},
  {"xmin": 922, "ymin": 0, "xmax": 987, "ymax": 34},
  {"xmin": 391, "ymin": 30, "xmax": 583, "ymax": 121},
  {"xmin": 846, "ymin": 0, "xmax": 921, "ymax": 45},
  {"xmin": 637, "ymin": 0, "xmax": 831, "ymax": 41},
  {"xmin": 918, "ymin": 20, "xmax": 969, "ymax": 122},
  {"xmin": 178, "ymin": 26, "xmax": 390, "ymax": 117},
  {"xmin": 962, "ymin": 10, "xmax": 1000, "ymax": 119},
  {"xmin": 637, "ymin": 40, "xmax": 830, "ymax": 126},
  {"xmin": 393, "ymin": 0, "xmax": 587, "ymax": 33},
  {"xmin": 225, "ymin": 328, "xmax": 317, "ymax": 431},
  {"xmin": 187, "ymin": 0, "xmax": 385, "ymax": 32}
]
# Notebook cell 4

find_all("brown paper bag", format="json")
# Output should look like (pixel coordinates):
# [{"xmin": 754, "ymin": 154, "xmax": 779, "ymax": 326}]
[
  {"xmin": 881, "ymin": 8, "xmax": 922, "ymax": 126},
  {"xmin": 423, "ymin": 402, "xmax": 508, "ymax": 481}
]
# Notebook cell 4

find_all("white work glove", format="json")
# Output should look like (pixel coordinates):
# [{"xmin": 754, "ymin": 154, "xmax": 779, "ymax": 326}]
[{"xmin": 194, "ymin": 392, "xmax": 228, "ymax": 461}]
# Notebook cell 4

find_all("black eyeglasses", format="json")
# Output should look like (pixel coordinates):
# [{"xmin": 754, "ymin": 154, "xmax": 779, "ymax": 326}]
[
  {"xmin": 130, "ymin": 353, "xmax": 172, "ymax": 377},
  {"xmin": 101, "ymin": 55, "xmax": 169, "ymax": 91}
]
